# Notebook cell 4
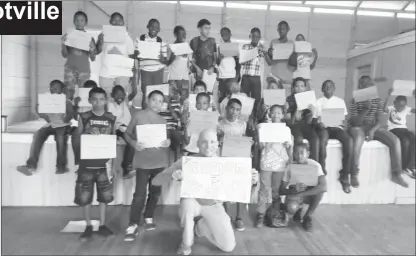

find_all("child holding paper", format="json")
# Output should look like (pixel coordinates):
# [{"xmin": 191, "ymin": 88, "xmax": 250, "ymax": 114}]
[
  {"xmin": 288, "ymin": 34, "xmax": 318, "ymax": 71},
  {"xmin": 108, "ymin": 67, "xmax": 138, "ymax": 178},
  {"xmin": 152, "ymin": 129, "xmax": 259, "ymax": 255},
  {"xmin": 74, "ymin": 87, "xmax": 116, "ymax": 241},
  {"xmin": 190, "ymin": 19, "xmax": 217, "ymax": 81},
  {"xmin": 316, "ymin": 80, "xmax": 353, "ymax": 193},
  {"xmin": 383, "ymin": 89, "xmax": 416, "ymax": 179},
  {"xmin": 182, "ymin": 81, "xmax": 216, "ymax": 119},
  {"xmin": 280, "ymin": 142, "xmax": 327, "ymax": 232},
  {"xmin": 139, "ymin": 19, "xmax": 168, "ymax": 108},
  {"xmin": 17, "ymin": 80, "xmax": 74, "ymax": 176},
  {"xmin": 217, "ymin": 27, "xmax": 241, "ymax": 102},
  {"xmin": 258, "ymin": 77, "xmax": 285, "ymax": 123},
  {"xmin": 347, "ymin": 76, "xmax": 408, "ymax": 188},
  {"xmin": 286, "ymin": 77, "xmax": 329, "ymax": 175},
  {"xmin": 61, "ymin": 11, "xmax": 96, "ymax": 98},
  {"xmin": 217, "ymin": 98, "xmax": 250, "ymax": 231},
  {"xmin": 256, "ymin": 105, "xmax": 293, "ymax": 228},
  {"xmin": 96, "ymin": 12, "xmax": 137, "ymax": 95},
  {"xmin": 123, "ymin": 90, "xmax": 171, "ymax": 241}
]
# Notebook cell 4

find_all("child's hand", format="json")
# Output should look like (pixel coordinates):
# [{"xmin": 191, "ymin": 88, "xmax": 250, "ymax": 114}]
[
  {"xmin": 196, "ymin": 67, "xmax": 203, "ymax": 78},
  {"xmin": 319, "ymin": 122, "xmax": 326, "ymax": 129},
  {"xmin": 268, "ymin": 47, "xmax": 273, "ymax": 57},
  {"xmin": 133, "ymin": 50, "xmax": 140, "ymax": 58},
  {"xmin": 308, "ymin": 104, "xmax": 317, "ymax": 116},
  {"xmin": 295, "ymin": 183, "xmax": 307, "ymax": 193},
  {"xmin": 61, "ymin": 33, "xmax": 67, "ymax": 44},
  {"xmin": 365, "ymin": 130, "xmax": 375, "ymax": 141},
  {"xmin": 261, "ymin": 104, "xmax": 269, "ymax": 112},
  {"xmin": 251, "ymin": 169, "xmax": 259, "ymax": 185},
  {"xmin": 134, "ymin": 141, "xmax": 146, "ymax": 151},
  {"xmin": 283, "ymin": 141, "xmax": 291, "ymax": 148},
  {"xmin": 89, "ymin": 40, "xmax": 96, "ymax": 53},
  {"xmin": 362, "ymin": 100, "xmax": 372, "ymax": 110},
  {"xmin": 207, "ymin": 67, "xmax": 214, "ymax": 75},
  {"xmin": 74, "ymin": 96, "xmax": 81, "ymax": 106},
  {"xmin": 161, "ymin": 139, "xmax": 171, "ymax": 148},
  {"xmin": 387, "ymin": 88, "xmax": 393, "ymax": 95},
  {"xmin": 98, "ymin": 32, "xmax": 104, "ymax": 42},
  {"xmin": 172, "ymin": 169, "xmax": 183, "ymax": 181}
]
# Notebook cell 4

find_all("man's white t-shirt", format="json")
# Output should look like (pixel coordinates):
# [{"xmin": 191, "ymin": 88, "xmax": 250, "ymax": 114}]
[{"xmin": 387, "ymin": 106, "xmax": 412, "ymax": 130}]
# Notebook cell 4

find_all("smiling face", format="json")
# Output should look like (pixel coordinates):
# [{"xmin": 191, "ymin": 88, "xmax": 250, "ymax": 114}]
[
  {"xmin": 196, "ymin": 95, "xmax": 210, "ymax": 111},
  {"xmin": 197, "ymin": 129, "xmax": 219, "ymax": 157},
  {"xmin": 147, "ymin": 20, "xmax": 160, "ymax": 38},
  {"xmin": 226, "ymin": 102, "xmax": 242, "ymax": 122},
  {"xmin": 293, "ymin": 80, "xmax": 307, "ymax": 94},
  {"xmin": 147, "ymin": 93, "xmax": 164, "ymax": 112},
  {"xmin": 110, "ymin": 14, "xmax": 124, "ymax": 26},
  {"xmin": 269, "ymin": 106, "xmax": 284, "ymax": 123},
  {"xmin": 113, "ymin": 89, "xmax": 126, "ymax": 105},
  {"xmin": 74, "ymin": 14, "xmax": 87, "ymax": 30},
  {"xmin": 322, "ymin": 80, "xmax": 335, "ymax": 98}
]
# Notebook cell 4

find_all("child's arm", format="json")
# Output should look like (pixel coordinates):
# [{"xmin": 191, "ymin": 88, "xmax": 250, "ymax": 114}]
[
  {"xmin": 124, "ymin": 114, "xmax": 138, "ymax": 147},
  {"xmin": 166, "ymin": 50, "xmax": 176, "ymax": 66},
  {"xmin": 61, "ymin": 34, "xmax": 69, "ymax": 58},
  {"xmin": 96, "ymin": 32, "xmax": 104, "ymax": 55},
  {"xmin": 310, "ymin": 48, "xmax": 318, "ymax": 70},
  {"xmin": 159, "ymin": 44, "xmax": 169, "ymax": 65},
  {"xmin": 259, "ymin": 45, "xmax": 272, "ymax": 66},
  {"xmin": 128, "ymin": 67, "xmax": 138, "ymax": 102},
  {"xmin": 89, "ymin": 38, "xmax": 97, "ymax": 62},
  {"xmin": 383, "ymin": 88, "xmax": 393, "ymax": 113},
  {"xmin": 296, "ymin": 175, "xmax": 327, "ymax": 197},
  {"xmin": 153, "ymin": 158, "xmax": 183, "ymax": 186}
]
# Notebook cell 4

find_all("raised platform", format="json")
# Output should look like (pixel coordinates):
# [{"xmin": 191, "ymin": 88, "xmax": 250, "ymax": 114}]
[{"xmin": 1, "ymin": 120, "xmax": 415, "ymax": 206}]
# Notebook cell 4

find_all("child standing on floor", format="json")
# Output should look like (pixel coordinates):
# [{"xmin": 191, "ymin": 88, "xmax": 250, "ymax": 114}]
[
  {"xmin": 61, "ymin": 11, "xmax": 96, "ymax": 99},
  {"xmin": 383, "ymin": 89, "xmax": 416, "ymax": 179},
  {"xmin": 74, "ymin": 87, "xmax": 116, "ymax": 241},
  {"xmin": 96, "ymin": 12, "xmax": 137, "ymax": 95},
  {"xmin": 217, "ymin": 27, "xmax": 241, "ymax": 103},
  {"xmin": 17, "ymin": 80, "xmax": 74, "ymax": 176},
  {"xmin": 281, "ymin": 142, "xmax": 327, "ymax": 232},
  {"xmin": 123, "ymin": 90, "xmax": 171, "ymax": 242},
  {"xmin": 107, "ymin": 67, "xmax": 138, "ymax": 178},
  {"xmin": 285, "ymin": 77, "xmax": 329, "ymax": 175},
  {"xmin": 347, "ymin": 76, "xmax": 408, "ymax": 188},
  {"xmin": 190, "ymin": 19, "xmax": 217, "ymax": 81},
  {"xmin": 255, "ymin": 105, "xmax": 292, "ymax": 228},
  {"xmin": 217, "ymin": 98, "xmax": 251, "ymax": 231},
  {"xmin": 138, "ymin": 19, "xmax": 168, "ymax": 109}
]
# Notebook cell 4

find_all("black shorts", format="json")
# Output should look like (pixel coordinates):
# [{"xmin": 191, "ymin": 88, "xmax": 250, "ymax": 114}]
[{"xmin": 74, "ymin": 166, "xmax": 114, "ymax": 206}]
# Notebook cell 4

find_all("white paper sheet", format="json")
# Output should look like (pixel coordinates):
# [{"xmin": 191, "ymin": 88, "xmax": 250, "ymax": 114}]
[
  {"xmin": 221, "ymin": 136, "xmax": 252, "ymax": 157},
  {"xmin": 263, "ymin": 89, "xmax": 286, "ymax": 105},
  {"xmin": 230, "ymin": 94, "xmax": 255, "ymax": 119},
  {"xmin": 60, "ymin": 220, "xmax": 100, "ymax": 233},
  {"xmin": 181, "ymin": 157, "xmax": 252, "ymax": 203},
  {"xmin": 293, "ymin": 66, "xmax": 311, "ymax": 79},
  {"xmin": 169, "ymin": 42, "xmax": 193, "ymax": 55},
  {"xmin": 137, "ymin": 41, "xmax": 162, "ymax": 60},
  {"xmin": 81, "ymin": 135, "xmax": 117, "ymax": 159},
  {"xmin": 294, "ymin": 91, "xmax": 316, "ymax": 111},
  {"xmin": 64, "ymin": 30, "xmax": 92, "ymax": 51},
  {"xmin": 202, "ymin": 70, "xmax": 217, "ymax": 92},
  {"xmin": 288, "ymin": 164, "xmax": 320, "ymax": 186},
  {"xmin": 38, "ymin": 94, "xmax": 66, "ymax": 114},
  {"xmin": 219, "ymin": 43, "xmax": 240, "ymax": 57},
  {"xmin": 146, "ymin": 84, "xmax": 170, "ymax": 97},
  {"xmin": 321, "ymin": 108, "xmax": 345, "ymax": 127},
  {"xmin": 76, "ymin": 88, "xmax": 91, "ymax": 108},
  {"xmin": 136, "ymin": 124, "xmax": 167, "ymax": 148},
  {"xmin": 104, "ymin": 54, "xmax": 134, "ymax": 78},
  {"xmin": 353, "ymin": 86, "xmax": 379, "ymax": 102},
  {"xmin": 102, "ymin": 25, "xmax": 126, "ymax": 43},
  {"xmin": 188, "ymin": 110, "xmax": 219, "ymax": 134},
  {"xmin": 239, "ymin": 47, "xmax": 258, "ymax": 63},
  {"xmin": 272, "ymin": 43, "xmax": 293, "ymax": 60},
  {"xmin": 258, "ymin": 123, "xmax": 292, "ymax": 143},
  {"xmin": 391, "ymin": 80, "xmax": 415, "ymax": 96},
  {"xmin": 294, "ymin": 41, "xmax": 312, "ymax": 53}
]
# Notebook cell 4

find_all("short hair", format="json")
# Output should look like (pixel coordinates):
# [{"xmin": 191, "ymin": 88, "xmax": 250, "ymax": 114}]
[
  {"xmin": 197, "ymin": 19, "xmax": 211, "ymax": 28},
  {"xmin": 83, "ymin": 80, "xmax": 98, "ymax": 88},
  {"xmin": 50, "ymin": 79, "xmax": 64, "ymax": 89},
  {"xmin": 148, "ymin": 90, "xmax": 164, "ymax": 100},
  {"xmin": 174, "ymin": 25, "xmax": 185, "ymax": 35},
  {"xmin": 196, "ymin": 92, "xmax": 211, "ymax": 103},
  {"xmin": 193, "ymin": 81, "xmax": 207, "ymax": 91},
  {"xmin": 394, "ymin": 95, "xmax": 407, "ymax": 103},
  {"xmin": 111, "ymin": 85, "xmax": 125, "ymax": 95},
  {"xmin": 321, "ymin": 80, "xmax": 335, "ymax": 90},
  {"xmin": 148, "ymin": 18, "xmax": 160, "ymax": 26},
  {"xmin": 89, "ymin": 87, "xmax": 107, "ymax": 99},
  {"xmin": 278, "ymin": 21, "xmax": 290, "ymax": 29},
  {"xmin": 110, "ymin": 12, "xmax": 123, "ymax": 20},
  {"xmin": 227, "ymin": 98, "xmax": 242, "ymax": 108},
  {"xmin": 250, "ymin": 27, "xmax": 261, "ymax": 34},
  {"xmin": 74, "ymin": 11, "xmax": 88, "ymax": 23},
  {"xmin": 292, "ymin": 77, "xmax": 307, "ymax": 88},
  {"xmin": 294, "ymin": 142, "xmax": 309, "ymax": 152},
  {"xmin": 220, "ymin": 27, "xmax": 231, "ymax": 34},
  {"xmin": 266, "ymin": 77, "xmax": 283, "ymax": 89},
  {"xmin": 270, "ymin": 104, "xmax": 285, "ymax": 113}
]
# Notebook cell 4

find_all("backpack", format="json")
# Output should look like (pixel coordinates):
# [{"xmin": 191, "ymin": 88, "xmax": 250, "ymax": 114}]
[{"xmin": 264, "ymin": 198, "xmax": 289, "ymax": 228}]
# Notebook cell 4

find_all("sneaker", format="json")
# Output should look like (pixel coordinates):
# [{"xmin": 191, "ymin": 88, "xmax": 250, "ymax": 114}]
[
  {"xmin": 144, "ymin": 218, "xmax": 156, "ymax": 231},
  {"xmin": 56, "ymin": 167, "xmax": 69, "ymax": 174},
  {"xmin": 302, "ymin": 216, "xmax": 313, "ymax": 232},
  {"xmin": 234, "ymin": 218, "xmax": 245, "ymax": 231},
  {"xmin": 124, "ymin": 224, "xmax": 139, "ymax": 242},
  {"xmin": 194, "ymin": 216, "xmax": 202, "ymax": 237},
  {"xmin": 177, "ymin": 243, "xmax": 192, "ymax": 255},
  {"xmin": 391, "ymin": 174, "xmax": 409, "ymax": 188},
  {"xmin": 350, "ymin": 174, "xmax": 360, "ymax": 188},
  {"xmin": 16, "ymin": 165, "xmax": 35, "ymax": 176},
  {"xmin": 80, "ymin": 225, "xmax": 93, "ymax": 241},
  {"xmin": 293, "ymin": 208, "xmax": 302, "ymax": 223},
  {"xmin": 255, "ymin": 213, "xmax": 264, "ymax": 228},
  {"xmin": 403, "ymin": 168, "xmax": 416, "ymax": 179},
  {"xmin": 97, "ymin": 225, "xmax": 114, "ymax": 237}
]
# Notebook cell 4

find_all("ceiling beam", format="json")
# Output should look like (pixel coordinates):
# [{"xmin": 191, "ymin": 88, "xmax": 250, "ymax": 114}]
[
  {"xmin": 401, "ymin": 1, "xmax": 412, "ymax": 11},
  {"xmin": 91, "ymin": 1, "xmax": 111, "ymax": 18}
]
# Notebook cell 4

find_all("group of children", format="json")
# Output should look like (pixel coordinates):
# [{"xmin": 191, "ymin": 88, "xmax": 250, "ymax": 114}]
[{"xmin": 14, "ymin": 10, "xmax": 416, "ymax": 255}]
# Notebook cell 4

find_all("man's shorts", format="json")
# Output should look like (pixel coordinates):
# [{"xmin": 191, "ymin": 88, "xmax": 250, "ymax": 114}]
[{"xmin": 74, "ymin": 166, "xmax": 114, "ymax": 206}]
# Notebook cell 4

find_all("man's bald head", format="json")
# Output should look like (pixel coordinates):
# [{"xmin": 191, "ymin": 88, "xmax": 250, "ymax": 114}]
[{"xmin": 197, "ymin": 129, "xmax": 219, "ymax": 157}]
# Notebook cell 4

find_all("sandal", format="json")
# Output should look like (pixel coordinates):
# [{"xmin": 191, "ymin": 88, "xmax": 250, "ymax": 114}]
[{"xmin": 403, "ymin": 169, "xmax": 416, "ymax": 179}]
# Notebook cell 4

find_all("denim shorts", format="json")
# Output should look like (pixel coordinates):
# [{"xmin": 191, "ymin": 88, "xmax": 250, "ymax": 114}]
[{"xmin": 74, "ymin": 166, "xmax": 114, "ymax": 206}]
